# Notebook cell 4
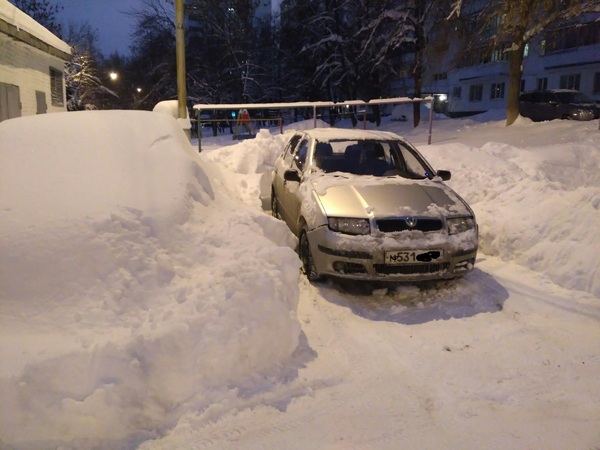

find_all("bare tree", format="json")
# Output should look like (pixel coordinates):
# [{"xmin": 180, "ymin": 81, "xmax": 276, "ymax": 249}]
[
  {"xmin": 186, "ymin": 0, "xmax": 265, "ymax": 103},
  {"xmin": 127, "ymin": 0, "xmax": 178, "ymax": 109}
]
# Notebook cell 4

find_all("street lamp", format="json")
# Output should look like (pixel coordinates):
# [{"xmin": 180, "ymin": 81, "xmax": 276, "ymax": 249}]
[{"xmin": 109, "ymin": 72, "xmax": 118, "ymax": 81}]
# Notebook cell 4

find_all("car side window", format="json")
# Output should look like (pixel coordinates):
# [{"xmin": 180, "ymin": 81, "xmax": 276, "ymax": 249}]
[
  {"xmin": 542, "ymin": 92, "xmax": 556, "ymax": 103},
  {"xmin": 283, "ymin": 135, "xmax": 301, "ymax": 161},
  {"xmin": 293, "ymin": 139, "xmax": 309, "ymax": 172},
  {"xmin": 395, "ymin": 142, "xmax": 429, "ymax": 179}
]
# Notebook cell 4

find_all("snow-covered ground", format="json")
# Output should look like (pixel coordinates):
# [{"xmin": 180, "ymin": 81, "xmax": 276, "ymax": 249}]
[{"xmin": 0, "ymin": 108, "xmax": 599, "ymax": 449}]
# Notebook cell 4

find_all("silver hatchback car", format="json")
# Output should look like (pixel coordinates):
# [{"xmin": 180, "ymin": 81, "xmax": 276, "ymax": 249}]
[{"xmin": 271, "ymin": 128, "xmax": 478, "ymax": 282}]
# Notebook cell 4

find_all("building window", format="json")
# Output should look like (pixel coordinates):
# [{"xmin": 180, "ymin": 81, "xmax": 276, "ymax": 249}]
[
  {"xmin": 545, "ymin": 22, "xmax": 600, "ymax": 52},
  {"xmin": 536, "ymin": 77, "xmax": 548, "ymax": 90},
  {"xmin": 49, "ymin": 67, "xmax": 64, "ymax": 107},
  {"xmin": 478, "ymin": 48, "xmax": 490, "ymax": 64},
  {"xmin": 434, "ymin": 72, "xmax": 447, "ymax": 81},
  {"xmin": 520, "ymin": 79, "xmax": 526, "ymax": 92},
  {"xmin": 491, "ymin": 43, "xmax": 510, "ymax": 62},
  {"xmin": 469, "ymin": 84, "xmax": 483, "ymax": 102},
  {"xmin": 559, "ymin": 74, "xmax": 580, "ymax": 90},
  {"xmin": 594, "ymin": 73, "xmax": 600, "ymax": 94},
  {"xmin": 452, "ymin": 86, "xmax": 462, "ymax": 98},
  {"xmin": 490, "ymin": 82, "xmax": 505, "ymax": 100}
]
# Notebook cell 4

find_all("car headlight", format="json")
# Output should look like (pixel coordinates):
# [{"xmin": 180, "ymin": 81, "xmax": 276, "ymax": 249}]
[
  {"xmin": 328, "ymin": 217, "xmax": 371, "ymax": 235},
  {"xmin": 447, "ymin": 216, "xmax": 476, "ymax": 235}
]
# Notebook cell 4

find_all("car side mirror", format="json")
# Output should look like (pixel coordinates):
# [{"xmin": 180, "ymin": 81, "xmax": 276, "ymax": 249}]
[
  {"xmin": 437, "ymin": 170, "xmax": 451, "ymax": 181},
  {"xmin": 284, "ymin": 169, "xmax": 301, "ymax": 183}
]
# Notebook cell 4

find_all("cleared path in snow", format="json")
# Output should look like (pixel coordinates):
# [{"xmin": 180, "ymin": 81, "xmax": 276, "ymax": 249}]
[{"xmin": 140, "ymin": 257, "xmax": 600, "ymax": 449}]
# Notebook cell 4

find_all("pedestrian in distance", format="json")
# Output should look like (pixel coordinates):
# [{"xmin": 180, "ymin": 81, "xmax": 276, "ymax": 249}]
[{"xmin": 233, "ymin": 108, "xmax": 255, "ymax": 139}]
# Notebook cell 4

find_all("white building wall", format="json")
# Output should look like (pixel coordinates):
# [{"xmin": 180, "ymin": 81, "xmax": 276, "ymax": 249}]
[
  {"xmin": 0, "ymin": 33, "xmax": 67, "ymax": 117},
  {"xmin": 522, "ymin": 41, "xmax": 600, "ymax": 99},
  {"xmin": 422, "ymin": 13, "xmax": 600, "ymax": 116}
]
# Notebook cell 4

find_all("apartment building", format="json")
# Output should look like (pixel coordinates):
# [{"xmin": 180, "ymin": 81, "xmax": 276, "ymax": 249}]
[{"xmin": 423, "ymin": 11, "xmax": 600, "ymax": 117}]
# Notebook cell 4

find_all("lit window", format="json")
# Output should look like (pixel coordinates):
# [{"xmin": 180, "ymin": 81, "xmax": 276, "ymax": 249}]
[{"xmin": 490, "ymin": 82, "xmax": 505, "ymax": 100}]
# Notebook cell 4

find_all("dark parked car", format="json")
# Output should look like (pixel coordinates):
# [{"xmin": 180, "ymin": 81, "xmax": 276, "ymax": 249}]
[{"xmin": 519, "ymin": 89, "xmax": 599, "ymax": 122}]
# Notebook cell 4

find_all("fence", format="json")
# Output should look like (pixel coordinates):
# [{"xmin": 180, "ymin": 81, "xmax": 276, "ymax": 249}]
[{"xmin": 192, "ymin": 97, "xmax": 434, "ymax": 152}]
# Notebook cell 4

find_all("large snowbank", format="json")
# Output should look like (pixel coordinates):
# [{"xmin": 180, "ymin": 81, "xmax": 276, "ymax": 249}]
[
  {"xmin": 411, "ymin": 116, "xmax": 600, "ymax": 297},
  {"xmin": 0, "ymin": 110, "xmax": 300, "ymax": 448}
]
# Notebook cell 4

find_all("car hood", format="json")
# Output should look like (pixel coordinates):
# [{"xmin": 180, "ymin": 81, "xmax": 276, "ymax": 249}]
[{"xmin": 311, "ymin": 178, "xmax": 472, "ymax": 218}]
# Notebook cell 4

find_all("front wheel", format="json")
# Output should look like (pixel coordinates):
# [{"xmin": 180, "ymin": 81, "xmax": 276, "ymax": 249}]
[
  {"xmin": 271, "ymin": 189, "xmax": 280, "ymax": 219},
  {"xmin": 299, "ymin": 228, "xmax": 323, "ymax": 282}
]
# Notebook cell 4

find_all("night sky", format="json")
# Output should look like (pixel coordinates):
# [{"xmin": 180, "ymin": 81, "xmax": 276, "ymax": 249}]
[{"xmin": 50, "ymin": 0, "xmax": 146, "ymax": 56}]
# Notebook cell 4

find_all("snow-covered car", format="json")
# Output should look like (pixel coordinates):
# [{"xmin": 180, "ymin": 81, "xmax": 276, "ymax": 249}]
[{"xmin": 270, "ymin": 128, "xmax": 478, "ymax": 282}]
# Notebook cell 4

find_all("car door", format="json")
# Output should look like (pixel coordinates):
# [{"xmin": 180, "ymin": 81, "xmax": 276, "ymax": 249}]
[
  {"xmin": 531, "ymin": 91, "xmax": 552, "ymax": 122},
  {"xmin": 278, "ymin": 137, "xmax": 310, "ymax": 235},
  {"xmin": 273, "ymin": 134, "xmax": 301, "ymax": 223},
  {"xmin": 519, "ymin": 92, "xmax": 534, "ymax": 120},
  {"xmin": 540, "ymin": 91, "xmax": 560, "ymax": 121}
]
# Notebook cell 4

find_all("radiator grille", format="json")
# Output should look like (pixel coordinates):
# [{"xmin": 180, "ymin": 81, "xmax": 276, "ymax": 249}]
[
  {"xmin": 374, "ymin": 262, "xmax": 450, "ymax": 275},
  {"xmin": 376, "ymin": 218, "xmax": 443, "ymax": 233}
]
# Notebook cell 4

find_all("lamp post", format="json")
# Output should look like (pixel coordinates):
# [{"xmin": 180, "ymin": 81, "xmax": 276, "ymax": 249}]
[{"xmin": 175, "ymin": 0, "xmax": 187, "ymax": 128}]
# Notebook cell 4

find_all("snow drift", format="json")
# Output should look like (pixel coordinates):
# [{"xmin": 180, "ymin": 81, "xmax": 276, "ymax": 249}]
[{"xmin": 0, "ymin": 111, "xmax": 300, "ymax": 448}]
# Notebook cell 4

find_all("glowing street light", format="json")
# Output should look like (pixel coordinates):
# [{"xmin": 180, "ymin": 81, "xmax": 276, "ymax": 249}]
[{"xmin": 109, "ymin": 72, "xmax": 118, "ymax": 81}]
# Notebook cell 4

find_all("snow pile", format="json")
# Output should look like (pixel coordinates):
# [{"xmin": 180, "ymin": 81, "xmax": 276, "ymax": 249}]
[
  {"xmin": 152, "ymin": 99, "xmax": 192, "ymax": 130},
  {"xmin": 200, "ymin": 129, "xmax": 288, "ymax": 208},
  {"xmin": 283, "ymin": 118, "xmax": 331, "ymax": 130},
  {"xmin": 418, "ymin": 118, "xmax": 600, "ymax": 297},
  {"xmin": 0, "ymin": 111, "xmax": 300, "ymax": 449}
]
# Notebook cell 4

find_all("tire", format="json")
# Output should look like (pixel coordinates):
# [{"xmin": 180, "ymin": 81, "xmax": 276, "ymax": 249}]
[
  {"xmin": 271, "ymin": 189, "xmax": 280, "ymax": 219},
  {"xmin": 299, "ymin": 228, "xmax": 323, "ymax": 282}
]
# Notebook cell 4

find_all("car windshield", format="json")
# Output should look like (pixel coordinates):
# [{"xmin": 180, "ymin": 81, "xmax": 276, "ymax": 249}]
[
  {"xmin": 555, "ymin": 91, "xmax": 593, "ymax": 104},
  {"xmin": 312, "ymin": 139, "xmax": 432, "ymax": 179}
]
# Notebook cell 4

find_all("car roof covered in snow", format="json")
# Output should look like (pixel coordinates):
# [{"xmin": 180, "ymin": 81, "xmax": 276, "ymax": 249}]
[{"xmin": 298, "ymin": 127, "xmax": 405, "ymax": 142}]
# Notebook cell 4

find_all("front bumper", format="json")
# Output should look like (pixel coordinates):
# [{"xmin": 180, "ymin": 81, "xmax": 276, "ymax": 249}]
[
  {"xmin": 568, "ymin": 109, "xmax": 596, "ymax": 121},
  {"xmin": 307, "ymin": 225, "xmax": 478, "ymax": 281}
]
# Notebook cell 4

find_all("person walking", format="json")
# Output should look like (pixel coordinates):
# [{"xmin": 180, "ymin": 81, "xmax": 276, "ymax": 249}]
[{"xmin": 233, "ymin": 108, "xmax": 255, "ymax": 139}]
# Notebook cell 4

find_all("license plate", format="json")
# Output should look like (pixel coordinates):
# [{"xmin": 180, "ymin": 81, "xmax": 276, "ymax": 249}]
[{"xmin": 385, "ymin": 250, "xmax": 442, "ymax": 264}]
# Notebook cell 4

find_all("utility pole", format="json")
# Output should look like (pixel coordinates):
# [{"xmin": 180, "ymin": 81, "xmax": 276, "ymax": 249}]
[{"xmin": 175, "ymin": 0, "xmax": 187, "ymax": 126}]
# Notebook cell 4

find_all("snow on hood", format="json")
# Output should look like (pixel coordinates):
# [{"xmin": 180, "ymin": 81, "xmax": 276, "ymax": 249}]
[{"xmin": 311, "ymin": 176, "xmax": 471, "ymax": 218}]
